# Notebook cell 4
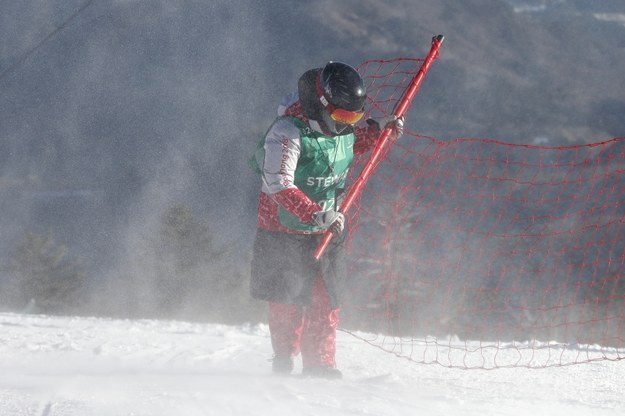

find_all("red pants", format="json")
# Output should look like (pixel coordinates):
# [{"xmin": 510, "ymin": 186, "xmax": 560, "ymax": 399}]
[{"xmin": 268, "ymin": 276, "xmax": 340, "ymax": 368}]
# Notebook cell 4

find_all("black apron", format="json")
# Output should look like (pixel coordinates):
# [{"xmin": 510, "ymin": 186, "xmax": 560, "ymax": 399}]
[{"xmin": 250, "ymin": 228, "xmax": 347, "ymax": 309}]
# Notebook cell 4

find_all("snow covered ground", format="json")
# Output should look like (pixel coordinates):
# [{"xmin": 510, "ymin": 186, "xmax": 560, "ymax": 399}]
[{"xmin": 1, "ymin": 313, "xmax": 623, "ymax": 416}]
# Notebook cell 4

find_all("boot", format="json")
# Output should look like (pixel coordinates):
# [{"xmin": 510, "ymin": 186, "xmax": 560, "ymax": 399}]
[{"xmin": 272, "ymin": 355, "xmax": 294, "ymax": 375}]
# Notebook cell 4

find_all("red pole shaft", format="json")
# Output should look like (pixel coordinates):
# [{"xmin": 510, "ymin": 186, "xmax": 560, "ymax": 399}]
[{"xmin": 313, "ymin": 35, "xmax": 444, "ymax": 261}]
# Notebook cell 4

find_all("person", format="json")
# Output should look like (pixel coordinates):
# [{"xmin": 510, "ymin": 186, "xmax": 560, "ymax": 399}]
[{"xmin": 249, "ymin": 61, "xmax": 403, "ymax": 378}]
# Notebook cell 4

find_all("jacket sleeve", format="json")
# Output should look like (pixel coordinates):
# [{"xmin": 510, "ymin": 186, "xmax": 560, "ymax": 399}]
[
  {"xmin": 261, "ymin": 118, "xmax": 321, "ymax": 223},
  {"xmin": 353, "ymin": 122, "xmax": 381, "ymax": 156}
]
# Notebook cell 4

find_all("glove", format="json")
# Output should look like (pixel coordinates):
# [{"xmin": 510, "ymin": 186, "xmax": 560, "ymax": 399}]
[
  {"xmin": 366, "ymin": 115, "xmax": 404, "ymax": 141},
  {"xmin": 311, "ymin": 210, "xmax": 345, "ymax": 235}
]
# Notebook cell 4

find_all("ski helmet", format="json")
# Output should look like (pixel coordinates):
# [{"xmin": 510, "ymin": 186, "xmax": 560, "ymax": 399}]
[
  {"xmin": 317, "ymin": 61, "xmax": 366, "ymax": 134},
  {"xmin": 319, "ymin": 62, "xmax": 366, "ymax": 111}
]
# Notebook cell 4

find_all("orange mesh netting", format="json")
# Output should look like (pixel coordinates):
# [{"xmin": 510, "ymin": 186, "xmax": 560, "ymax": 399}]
[{"xmin": 343, "ymin": 57, "xmax": 625, "ymax": 368}]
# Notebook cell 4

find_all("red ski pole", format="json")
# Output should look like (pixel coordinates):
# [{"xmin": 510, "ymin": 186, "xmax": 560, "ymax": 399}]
[{"xmin": 314, "ymin": 34, "xmax": 444, "ymax": 261}]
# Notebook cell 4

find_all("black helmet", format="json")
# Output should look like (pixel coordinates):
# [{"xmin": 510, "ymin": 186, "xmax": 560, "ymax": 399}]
[{"xmin": 319, "ymin": 61, "xmax": 366, "ymax": 112}]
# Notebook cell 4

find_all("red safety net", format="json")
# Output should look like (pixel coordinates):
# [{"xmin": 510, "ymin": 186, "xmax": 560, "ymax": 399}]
[{"xmin": 343, "ymin": 57, "xmax": 625, "ymax": 368}]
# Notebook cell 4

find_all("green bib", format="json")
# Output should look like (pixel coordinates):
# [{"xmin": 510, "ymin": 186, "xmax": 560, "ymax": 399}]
[{"xmin": 250, "ymin": 116, "xmax": 355, "ymax": 232}]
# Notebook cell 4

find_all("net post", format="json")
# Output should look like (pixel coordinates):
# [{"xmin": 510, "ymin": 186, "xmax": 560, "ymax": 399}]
[{"xmin": 314, "ymin": 35, "xmax": 445, "ymax": 261}]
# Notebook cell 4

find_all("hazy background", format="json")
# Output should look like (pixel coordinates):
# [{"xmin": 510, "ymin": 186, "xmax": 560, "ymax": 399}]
[{"xmin": 1, "ymin": 0, "xmax": 624, "ymax": 321}]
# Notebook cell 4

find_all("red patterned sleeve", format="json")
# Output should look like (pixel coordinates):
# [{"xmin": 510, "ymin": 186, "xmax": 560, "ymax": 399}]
[
  {"xmin": 273, "ymin": 188, "xmax": 322, "ymax": 224},
  {"xmin": 353, "ymin": 122, "xmax": 381, "ymax": 156}
]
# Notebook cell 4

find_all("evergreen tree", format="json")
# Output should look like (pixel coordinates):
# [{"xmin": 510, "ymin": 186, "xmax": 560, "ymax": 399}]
[
  {"xmin": 116, "ymin": 203, "xmax": 262, "ymax": 323},
  {"xmin": 2, "ymin": 231, "xmax": 85, "ymax": 314}
]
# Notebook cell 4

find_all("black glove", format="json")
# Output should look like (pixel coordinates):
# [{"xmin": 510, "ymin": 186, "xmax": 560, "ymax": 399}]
[{"xmin": 311, "ymin": 210, "xmax": 345, "ymax": 235}]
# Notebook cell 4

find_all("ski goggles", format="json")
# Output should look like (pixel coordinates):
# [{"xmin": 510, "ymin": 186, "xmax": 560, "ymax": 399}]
[{"xmin": 319, "ymin": 95, "xmax": 365, "ymax": 125}]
